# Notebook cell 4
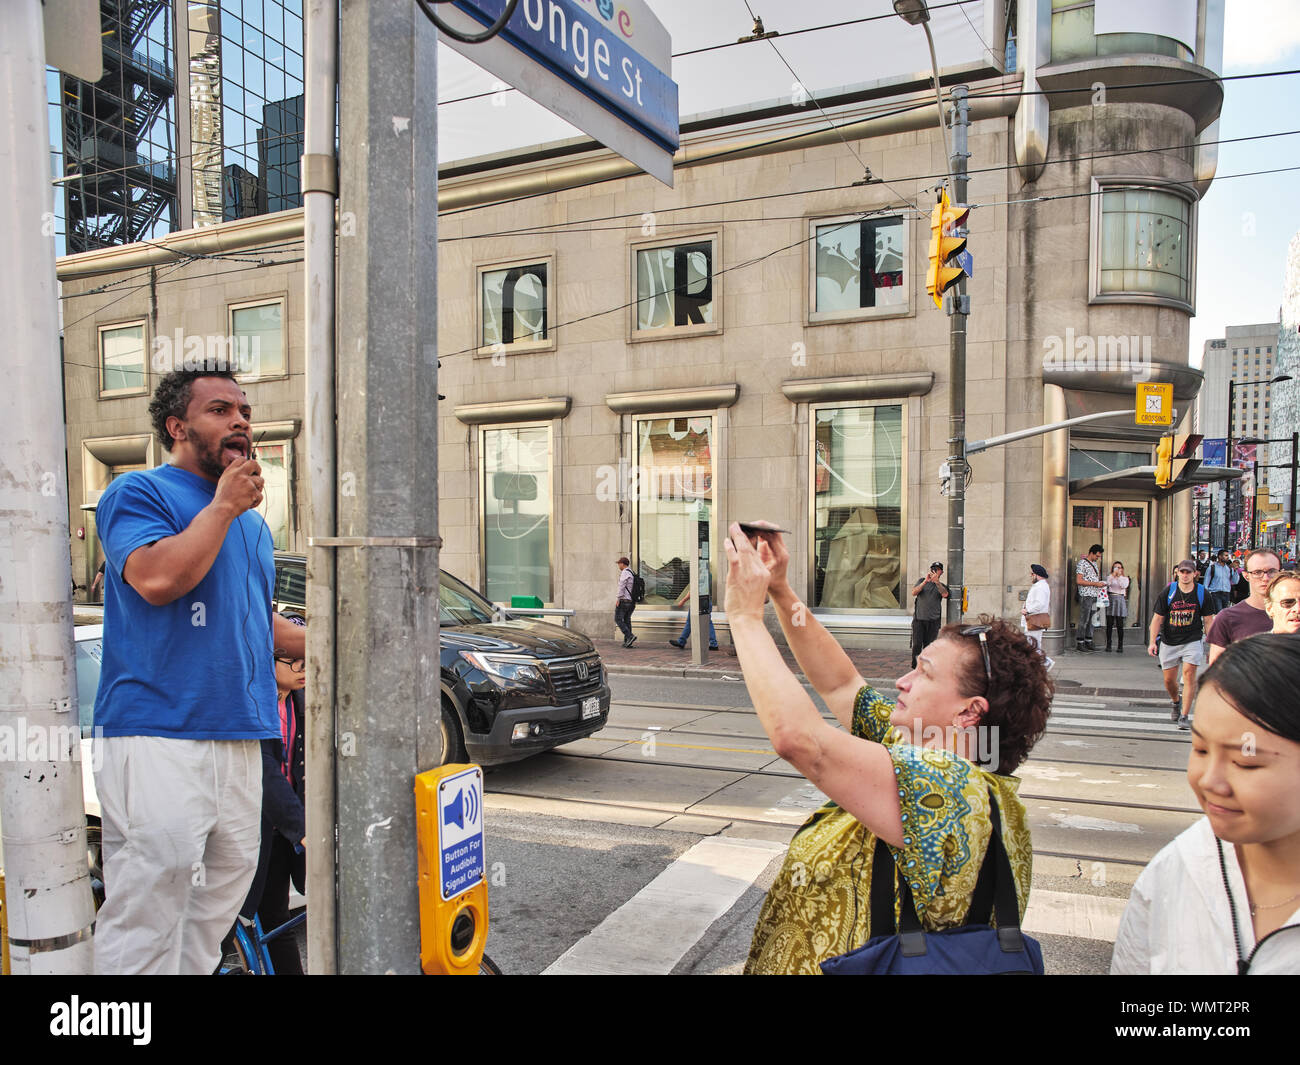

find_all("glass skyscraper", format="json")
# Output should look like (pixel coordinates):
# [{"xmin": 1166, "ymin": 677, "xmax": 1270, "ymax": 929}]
[{"xmin": 49, "ymin": 1, "xmax": 306, "ymax": 256}]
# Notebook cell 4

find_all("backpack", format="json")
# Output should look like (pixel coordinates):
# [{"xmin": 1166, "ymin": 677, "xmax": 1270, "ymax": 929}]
[
  {"xmin": 1166, "ymin": 582, "xmax": 1206, "ymax": 608},
  {"xmin": 630, "ymin": 573, "xmax": 646, "ymax": 604}
]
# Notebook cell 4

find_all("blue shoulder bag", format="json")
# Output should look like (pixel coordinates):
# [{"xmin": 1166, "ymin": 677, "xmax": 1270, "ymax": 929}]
[{"xmin": 820, "ymin": 792, "xmax": 1044, "ymax": 975}]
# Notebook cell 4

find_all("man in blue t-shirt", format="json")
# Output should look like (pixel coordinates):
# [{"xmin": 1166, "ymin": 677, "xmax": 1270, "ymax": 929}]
[{"xmin": 92, "ymin": 369, "xmax": 305, "ymax": 975}]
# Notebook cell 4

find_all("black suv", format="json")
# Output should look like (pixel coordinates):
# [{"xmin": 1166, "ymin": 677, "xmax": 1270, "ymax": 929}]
[{"xmin": 272, "ymin": 554, "xmax": 610, "ymax": 766}]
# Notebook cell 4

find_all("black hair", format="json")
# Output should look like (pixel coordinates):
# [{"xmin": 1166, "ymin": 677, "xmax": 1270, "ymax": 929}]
[
  {"xmin": 1199, "ymin": 634, "xmax": 1300, "ymax": 745},
  {"xmin": 148, "ymin": 369, "xmax": 239, "ymax": 451},
  {"xmin": 1088, "ymin": 543, "xmax": 1103, "ymax": 555}
]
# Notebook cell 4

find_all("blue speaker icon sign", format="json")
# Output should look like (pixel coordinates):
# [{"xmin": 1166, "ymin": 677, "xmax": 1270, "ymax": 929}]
[{"xmin": 437, "ymin": 766, "xmax": 485, "ymax": 901}]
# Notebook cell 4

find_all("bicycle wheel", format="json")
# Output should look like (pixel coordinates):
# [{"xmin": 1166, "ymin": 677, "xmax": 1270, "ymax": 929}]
[
  {"xmin": 221, "ymin": 923, "xmax": 260, "ymax": 974},
  {"xmin": 478, "ymin": 952, "xmax": 502, "ymax": 975}
]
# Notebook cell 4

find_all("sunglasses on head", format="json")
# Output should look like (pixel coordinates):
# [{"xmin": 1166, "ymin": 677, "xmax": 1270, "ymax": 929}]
[{"xmin": 959, "ymin": 624, "xmax": 992, "ymax": 686}]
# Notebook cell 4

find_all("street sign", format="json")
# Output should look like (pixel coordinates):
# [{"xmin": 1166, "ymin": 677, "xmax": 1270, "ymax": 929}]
[
  {"xmin": 439, "ymin": 0, "xmax": 679, "ymax": 185},
  {"xmin": 955, "ymin": 249, "xmax": 974, "ymax": 277},
  {"xmin": 1135, "ymin": 382, "xmax": 1172, "ymax": 427},
  {"xmin": 43, "ymin": 0, "xmax": 102, "ymax": 83},
  {"xmin": 437, "ymin": 766, "xmax": 485, "ymax": 901}
]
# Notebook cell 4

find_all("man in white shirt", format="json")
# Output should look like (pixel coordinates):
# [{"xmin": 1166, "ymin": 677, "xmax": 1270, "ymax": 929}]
[{"xmin": 1022, "ymin": 563, "xmax": 1052, "ymax": 669}]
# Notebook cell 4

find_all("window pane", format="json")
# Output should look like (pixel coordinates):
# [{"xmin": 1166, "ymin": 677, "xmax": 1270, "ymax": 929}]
[
  {"xmin": 1098, "ymin": 188, "xmax": 1190, "ymax": 302},
  {"xmin": 232, "ymin": 301, "xmax": 285, "ymax": 377},
  {"xmin": 635, "ymin": 417, "xmax": 713, "ymax": 605},
  {"xmin": 101, "ymin": 324, "xmax": 144, "ymax": 391},
  {"xmin": 253, "ymin": 441, "xmax": 290, "ymax": 550},
  {"xmin": 636, "ymin": 242, "xmax": 713, "ymax": 330},
  {"xmin": 812, "ymin": 405, "xmax": 903, "ymax": 609},
  {"xmin": 483, "ymin": 426, "xmax": 551, "ymax": 603},
  {"xmin": 481, "ymin": 264, "xmax": 547, "ymax": 347},
  {"xmin": 815, "ymin": 217, "xmax": 905, "ymax": 313}
]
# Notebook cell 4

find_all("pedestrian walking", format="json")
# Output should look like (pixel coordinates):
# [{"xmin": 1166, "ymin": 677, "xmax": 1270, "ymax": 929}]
[
  {"xmin": 1265, "ymin": 571, "xmax": 1300, "ymax": 635},
  {"xmin": 614, "ymin": 556, "xmax": 637, "ymax": 647},
  {"xmin": 721, "ymin": 523, "xmax": 1053, "ymax": 975},
  {"xmin": 1021, "ymin": 563, "xmax": 1052, "ymax": 667},
  {"xmin": 1203, "ymin": 549, "xmax": 1234, "ymax": 614},
  {"xmin": 1148, "ymin": 559, "xmax": 1217, "ymax": 731},
  {"xmin": 669, "ymin": 574, "xmax": 717, "ymax": 650},
  {"xmin": 89, "ymin": 559, "xmax": 106, "ymax": 602},
  {"xmin": 1206, "ymin": 549, "xmax": 1280, "ymax": 666},
  {"xmin": 1104, "ymin": 562, "xmax": 1130, "ymax": 652},
  {"xmin": 92, "ymin": 369, "xmax": 305, "ymax": 975},
  {"xmin": 1074, "ymin": 544, "xmax": 1105, "ymax": 651},
  {"xmin": 1111, "ymin": 634, "xmax": 1300, "ymax": 974},
  {"xmin": 909, "ymin": 561, "xmax": 949, "ymax": 668}
]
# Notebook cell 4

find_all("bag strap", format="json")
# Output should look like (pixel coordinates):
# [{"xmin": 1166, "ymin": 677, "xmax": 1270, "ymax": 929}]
[{"xmin": 868, "ymin": 789, "xmax": 1026, "ymax": 955}]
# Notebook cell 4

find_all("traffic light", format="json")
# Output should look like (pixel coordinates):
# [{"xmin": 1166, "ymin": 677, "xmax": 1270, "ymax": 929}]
[
  {"xmin": 927, "ymin": 188, "xmax": 969, "ymax": 308},
  {"xmin": 1155, "ymin": 435, "xmax": 1173, "ymax": 488},
  {"xmin": 1154, "ymin": 432, "xmax": 1203, "ymax": 489}
]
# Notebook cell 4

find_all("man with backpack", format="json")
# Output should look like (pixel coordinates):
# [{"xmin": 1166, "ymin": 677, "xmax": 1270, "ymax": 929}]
[
  {"xmin": 1202, "ymin": 549, "xmax": 1234, "ymax": 613},
  {"xmin": 615, "ymin": 556, "xmax": 639, "ymax": 648},
  {"xmin": 1147, "ymin": 559, "xmax": 1217, "ymax": 730}
]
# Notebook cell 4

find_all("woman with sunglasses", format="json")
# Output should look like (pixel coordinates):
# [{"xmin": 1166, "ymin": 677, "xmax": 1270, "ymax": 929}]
[
  {"xmin": 1111, "ymin": 634, "xmax": 1300, "ymax": 973},
  {"xmin": 723, "ymin": 523, "xmax": 1053, "ymax": 974}
]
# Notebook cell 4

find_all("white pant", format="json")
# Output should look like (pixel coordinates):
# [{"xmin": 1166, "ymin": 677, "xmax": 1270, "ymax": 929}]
[{"xmin": 93, "ymin": 736, "xmax": 262, "ymax": 975}]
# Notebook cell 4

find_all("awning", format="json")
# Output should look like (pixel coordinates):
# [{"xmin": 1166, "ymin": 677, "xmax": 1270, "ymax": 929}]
[{"xmin": 1070, "ymin": 464, "xmax": 1244, "ymax": 497}]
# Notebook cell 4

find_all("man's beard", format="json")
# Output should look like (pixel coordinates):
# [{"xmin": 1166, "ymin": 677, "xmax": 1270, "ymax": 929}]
[{"xmin": 192, "ymin": 432, "xmax": 248, "ymax": 480}]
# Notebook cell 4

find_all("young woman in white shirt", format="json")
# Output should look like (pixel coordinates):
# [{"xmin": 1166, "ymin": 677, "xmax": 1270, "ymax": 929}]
[{"xmin": 1111, "ymin": 633, "xmax": 1300, "ymax": 973}]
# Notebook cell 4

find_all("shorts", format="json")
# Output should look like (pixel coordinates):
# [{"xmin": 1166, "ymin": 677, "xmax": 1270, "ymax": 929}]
[{"xmin": 1158, "ymin": 639, "xmax": 1205, "ymax": 670}]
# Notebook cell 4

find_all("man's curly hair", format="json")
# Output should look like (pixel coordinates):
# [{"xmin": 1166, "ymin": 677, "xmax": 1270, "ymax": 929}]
[
  {"xmin": 148, "ymin": 369, "xmax": 238, "ymax": 452},
  {"xmin": 935, "ymin": 614, "xmax": 1053, "ymax": 774}
]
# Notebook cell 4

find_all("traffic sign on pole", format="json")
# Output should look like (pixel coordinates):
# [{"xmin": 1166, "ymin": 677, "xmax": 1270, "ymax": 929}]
[{"xmin": 1135, "ymin": 383, "xmax": 1173, "ymax": 427}]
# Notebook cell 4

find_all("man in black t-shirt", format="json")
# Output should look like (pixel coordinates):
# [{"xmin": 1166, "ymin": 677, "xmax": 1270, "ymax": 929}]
[
  {"xmin": 909, "ymin": 562, "xmax": 949, "ymax": 668},
  {"xmin": 1147, "ymin": 559, "xmax": 1217, "ymax": 730}
]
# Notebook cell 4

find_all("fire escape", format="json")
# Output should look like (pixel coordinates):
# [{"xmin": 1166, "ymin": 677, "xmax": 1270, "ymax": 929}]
[{"xmin": 62, "ymin": 0, "xmax": 177, "ymax": 253}]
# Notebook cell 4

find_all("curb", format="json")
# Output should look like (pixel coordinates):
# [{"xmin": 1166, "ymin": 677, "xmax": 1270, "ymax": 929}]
[{"xmin": 604, "ymin": 663, "xmax": 1172, "ymax": 701}]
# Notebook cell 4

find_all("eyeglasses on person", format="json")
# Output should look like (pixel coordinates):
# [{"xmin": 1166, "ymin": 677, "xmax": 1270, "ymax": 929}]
[
  {"xmin": 1246, "ymin": 567, "xmax": 1280, "ymax": 579},
  {"xmin": 275, "ymin": 655, "xmax": 306, "ymax": 673}
]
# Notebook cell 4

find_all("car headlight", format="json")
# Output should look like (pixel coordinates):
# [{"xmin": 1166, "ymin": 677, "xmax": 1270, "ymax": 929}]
[{"xmin": 458, "ymin": 651, "xmax": 547, "ymax": 689}]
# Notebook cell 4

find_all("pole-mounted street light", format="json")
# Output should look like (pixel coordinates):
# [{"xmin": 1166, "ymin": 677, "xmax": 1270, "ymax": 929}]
[{"xmin": 1226, "ymin": 374, "xmax": 1290, "ymax": 548}]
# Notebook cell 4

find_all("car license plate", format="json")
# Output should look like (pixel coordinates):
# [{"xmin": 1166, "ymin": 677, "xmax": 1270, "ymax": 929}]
[{"xmin": 582, "ymin": 696, "xmax": 600, "ymax": 720}]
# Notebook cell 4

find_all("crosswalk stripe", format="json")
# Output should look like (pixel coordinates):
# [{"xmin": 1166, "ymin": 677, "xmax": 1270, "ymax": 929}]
[
  {"xmin": 1022, "ymin": 889, "xmax": 1127, "ymax": 942},
  {"xmin": 1050, "ymin": 715, "xmax": 1181, "ymax": 733},
  {"xmin": 542, "ymin": 837, "xmax": 788, "ymax": 975}
]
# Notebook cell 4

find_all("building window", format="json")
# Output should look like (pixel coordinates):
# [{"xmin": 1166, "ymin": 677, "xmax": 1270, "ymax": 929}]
[
  {"xmin": 811, "ymin": 403, "xmax": 904, "ymax": 611},
  {"xmin": 230, "ymin": 298, "xmax": 286, "ymax": 379},
  {"xmin": 633, "ymin": 239, "xmax": 716, "ymax": 334},
  {"xmin": 99, "ymin": 322, "xmax": 147, "ymax": 396},
  {"xmin": 252, "ymin": 440, "xmax": 293, "ymax": 550},
  {"xmin": 809, "ymin": 215, "xmax": 907, "ymax": 322},
  {"xmin": 479, "ymin": 261, "xmax": 550, "ymax": 352},
  {"xmin": 633, "ymin": 416, "xmax": 714, "ymax": 606},
  {"xmin": 1091, "ymin": 181, "xmax": 1194, "ymax": 311},
  {"xmin": 481, "ymin": 425, "xmax": 552, "ymax": 603}
]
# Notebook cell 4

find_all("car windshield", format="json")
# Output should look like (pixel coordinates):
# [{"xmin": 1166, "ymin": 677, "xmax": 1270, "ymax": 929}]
[{"xmin": 439, "ymin": 572, "xmax": 498, "ymax": 627}]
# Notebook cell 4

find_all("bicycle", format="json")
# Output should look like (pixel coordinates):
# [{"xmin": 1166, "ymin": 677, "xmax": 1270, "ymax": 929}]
[{"xmin": 222, "ymin": 910, "xmax": 502, "ymax": 974}]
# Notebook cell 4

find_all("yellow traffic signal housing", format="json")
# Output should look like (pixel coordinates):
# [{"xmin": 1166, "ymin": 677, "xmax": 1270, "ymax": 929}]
[
  {"xmin": 1171, "ymin": 433, "xmax": 1203, "ymax": 484},
  {"xmin": 927, "ymin": 188, "xmax": 970, "ymax": 308},
  {"xmin": 1155, "ymin": 435, "xmax": 1174, "ymax": 488}
]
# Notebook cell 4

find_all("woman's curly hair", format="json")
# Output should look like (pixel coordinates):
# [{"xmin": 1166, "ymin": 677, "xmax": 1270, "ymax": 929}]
[
  {"xmin": 935, "ymin": 614, "xmax": 1053, "ymax": 774},
  {"xmin": 148, "ymin": 369, "xmax": 238, "ymax": 452}
]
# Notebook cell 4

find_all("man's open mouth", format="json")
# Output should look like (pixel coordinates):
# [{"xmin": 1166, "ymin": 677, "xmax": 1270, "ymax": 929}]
[{"xmin": 223, "ymin": 436, "xmax": 251, "ymax": 459}]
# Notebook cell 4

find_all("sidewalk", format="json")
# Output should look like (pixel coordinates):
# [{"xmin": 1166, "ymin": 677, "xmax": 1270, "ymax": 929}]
[{"xmin": 596, "ymin": 635, "xmax": 1173, "ymax": 700}]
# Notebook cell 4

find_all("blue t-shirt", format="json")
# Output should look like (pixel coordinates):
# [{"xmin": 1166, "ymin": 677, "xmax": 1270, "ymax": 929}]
[{"xmin": 94, "ymin": 465, "xmax": 278, "ymax": 740}]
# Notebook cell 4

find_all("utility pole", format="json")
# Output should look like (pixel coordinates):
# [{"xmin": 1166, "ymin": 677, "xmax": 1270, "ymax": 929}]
[
  {"xmin": 0, "ymin": 0, "xmax": 96, "ymax": 973},
  {"xmin": 945, "ymin": 85, "xmax": 969, "ymax": 624},
  {"xmin": 332, "ymin": 0, "xmax": 441, "ymax": 973}
]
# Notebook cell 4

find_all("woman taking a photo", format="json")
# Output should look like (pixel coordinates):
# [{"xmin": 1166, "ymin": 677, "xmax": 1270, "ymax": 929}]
[
  {"xmin": 1104, "ymin": 561, "xmax": 1130, "ymax": 652},
  {"xmin": 1111, "ymin": 634, "xmax": 1300, "ymax": 973},
  {"xmin": 723, "ymin": 524, "xmax": 1053, "ymax": 974}
]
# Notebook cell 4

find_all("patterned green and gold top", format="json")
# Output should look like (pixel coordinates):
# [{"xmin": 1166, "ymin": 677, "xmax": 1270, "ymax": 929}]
[{"xmin": 744, "ymin": 685, "xmax": 1033, "ymax": 975}]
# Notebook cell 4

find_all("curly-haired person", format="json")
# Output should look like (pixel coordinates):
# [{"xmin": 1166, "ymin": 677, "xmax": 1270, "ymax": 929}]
[
  {"xmin": 92, "ymin": 369, "xmax": 304, "ymax": 974},
  {"xmin": 723, "ymin": 524, "xmax": 1052, "ymax": 974}
]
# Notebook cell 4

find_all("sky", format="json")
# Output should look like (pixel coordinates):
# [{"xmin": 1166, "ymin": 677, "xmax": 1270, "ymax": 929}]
[{"xmin": 435, "ymin": 0, "xmax": 1300, "ymax": 366}]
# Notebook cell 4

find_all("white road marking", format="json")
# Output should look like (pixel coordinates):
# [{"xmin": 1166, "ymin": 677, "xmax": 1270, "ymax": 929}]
[
  {"xmin": 542, "ymin": 837, "xmax": 787, "ymax": 975},
  {"xmin": 1050, "ymin": 715, "xmax": 1181, "ymax": 733},
  {"xmin": 1023, "ymin": 889, "xmax": 1127, "ymax": 942},
  {"xmin": 1049, "ymin": 812, "xmax": 1141, "ymax": 833}
]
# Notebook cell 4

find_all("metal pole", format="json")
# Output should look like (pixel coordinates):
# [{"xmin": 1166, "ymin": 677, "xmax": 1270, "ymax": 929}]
[
  {"xmin": 689, "ymin": 511, "xmax": 704, "ymax": 666},
  {"xmin": 1290, "ymin": 432, "xmax": 1297, "ymax": 535},
  {"xmin": 303, "ymin": 0, "xmax": 339, "ymax": 975},
  {"xmin": 335, "ymin": 0, "xmax": 440, "ymax": 973},
  {"xmin": 1251, "ymin": 458, "xmax": 1259, "ymax": 552},
  {"xmin": 946, "ymin": 85, "xmax": 969, "ymax": 624},
  {"xmin": 0, "ymin": 0, "xmax": 95, "ymax": 973},
  {"xmin": 1226, "ymin": 380, "xmax": 1235, "ymax": 550}
]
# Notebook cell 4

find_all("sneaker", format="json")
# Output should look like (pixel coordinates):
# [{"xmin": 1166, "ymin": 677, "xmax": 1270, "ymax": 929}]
[
  {"xmin": 1171, "ymin": 701, "xmax": 1182, "ymax": 722},
  {"xmin": 668, "ymin": 640, "xmax": 684, "ymax": 648},
  {"xmin": 709, "ymin": 645, "xmax": 719, "ymax": 651},
  {"xmin": 1044, "ymin": 656, "xmax": 1056, "ymax": 671},
  {"xmin": 623, "ymin": 635, "xmax": 637, "ymax": 648},
  {"xmin": 1177, "ymin": 715, "xmax": 1191, "ymax": 730}
]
